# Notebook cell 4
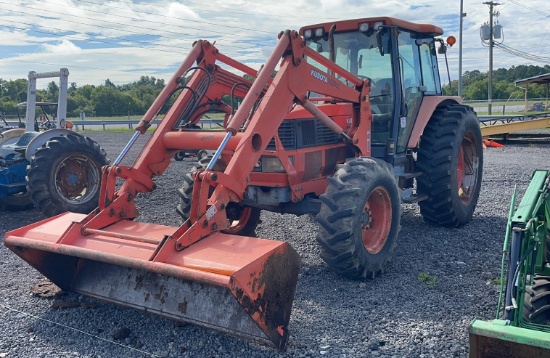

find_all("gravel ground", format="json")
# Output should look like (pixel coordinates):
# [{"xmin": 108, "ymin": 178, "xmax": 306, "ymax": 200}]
[{"xmin": 0, "ymin": 131, "xmax": 548, "ymax": 358}]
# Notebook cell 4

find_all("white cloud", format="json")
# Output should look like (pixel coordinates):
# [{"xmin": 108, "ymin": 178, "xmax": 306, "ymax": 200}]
[
  {"xmin": 0, "ymin": 0, "xmax": 548, "ymax": 88},
  {"xmin": 166, "ymin": 2, "xmax": 201, "ymax": 20},
  {"xmin": 42, "ymin": 40, "xmax": 82, "ymax": 54}
]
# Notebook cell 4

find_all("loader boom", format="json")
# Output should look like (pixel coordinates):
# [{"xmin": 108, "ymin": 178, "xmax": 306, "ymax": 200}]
[{"xmin": 79, "ymin": 30, "xmax": 372, "ymax": 250}]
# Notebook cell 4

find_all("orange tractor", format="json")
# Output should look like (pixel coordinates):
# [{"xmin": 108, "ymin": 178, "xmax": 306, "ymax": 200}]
[{"xmin": 4, "ymin": 17, "xmax": 482, "ymax": 349}]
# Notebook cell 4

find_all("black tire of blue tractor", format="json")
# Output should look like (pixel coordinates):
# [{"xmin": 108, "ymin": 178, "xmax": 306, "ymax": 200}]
[
  {"xmin": 416, "ymin": 104, "xmax": 483, "ymax": 227},
  {"xmin": 523, "ymin": 275, "xmax": 550, "ymax": 324},
  {"xmin": 176, "ymin": 156, "xmax": 261, "ymax": 237},
  {"xmin": 174, "ymin": 151, "xmax": 185, "ymax": 161},
  {"xmin": 316, "ymin": 157, "xmax": 401, "ymax": 279},
  {"xmin": 27, "ymin": 134, "xmax": 109, "ymax": 217}
]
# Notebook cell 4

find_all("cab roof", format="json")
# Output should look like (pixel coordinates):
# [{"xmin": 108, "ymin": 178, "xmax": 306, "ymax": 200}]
[{"xmin": 300, "ymin": 17, "xmax": 444, "ymax": 37}]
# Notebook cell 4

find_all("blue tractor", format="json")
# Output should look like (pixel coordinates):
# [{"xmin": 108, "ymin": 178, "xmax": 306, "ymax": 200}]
[{"xmin": 0, "ymin": 69, "xmax": 109, "ymax": 216}]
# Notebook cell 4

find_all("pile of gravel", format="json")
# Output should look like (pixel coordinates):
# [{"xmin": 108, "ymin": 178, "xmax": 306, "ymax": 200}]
[{"xmin": 0, "ymin": 131, "xmax": 547, "ymax": 357}]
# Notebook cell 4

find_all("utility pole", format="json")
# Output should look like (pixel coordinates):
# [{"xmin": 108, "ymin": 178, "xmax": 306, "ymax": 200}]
[
  {"xmin": 483, "ymin": 1, "xmax": 500, "ymax": 115},
  {"xmin": 458, "ymin": 0, "xmax": 466, "ymax": 97}
]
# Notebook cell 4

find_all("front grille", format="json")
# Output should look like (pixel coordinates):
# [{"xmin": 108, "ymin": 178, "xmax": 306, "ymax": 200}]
[
  {"xmin": 275, "ymin": 121, "xmax": 297, "ymax": 150},
  {"xmin": 300, "ymin": 120, "xmax": 316, "ymax": 146},
  {"xmin": 266, "ymin": 118, "xmax": 341, "ymax": 150}
]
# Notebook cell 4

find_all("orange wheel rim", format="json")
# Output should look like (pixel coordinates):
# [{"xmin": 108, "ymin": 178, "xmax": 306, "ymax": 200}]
[
  {"xmin": 225, "ymin": 206, "xmax": 253, "ymax": 234},
  {"xmin": 361, "ymin": 187, "xmax": 392, "ymax": 254},
  {"xmin": 458, "ymin": 131, "xmax": 480, "ymax": 205},
  {"xmin": 457, "ymin": 146, "xmax": 465, "ymax": 191}
]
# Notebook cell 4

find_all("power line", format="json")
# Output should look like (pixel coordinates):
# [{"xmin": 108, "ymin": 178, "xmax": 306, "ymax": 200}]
[
  {"xmin": 38, "ymin": 0, "xmax": 274, "ymax": 35},
  {"xmin": 0, "ymin": 21, "xmax": 193, "ymax": 55},
  {"xmin": 2, "ymin": 1, "xmax": 269, "ymax": 40},
  {"xmin": 0, "ymin": 4, "xmax": 261, "ymax": 51},
  {"xmin": 74, "ymin": 0, "xmax": 338, "ymax": 21},
  {"xmin": 495, "ymin": 42, "xmax": 550, "ymax": 63},
  {"xmin": 507, "ymin": 0, "xmax": 550, "ymax": 18}
]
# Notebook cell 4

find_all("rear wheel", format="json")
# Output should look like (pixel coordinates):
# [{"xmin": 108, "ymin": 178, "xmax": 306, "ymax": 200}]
[
  {"xmin": 176, "ymin": 156, "xmax": 261, "ymax": 236},
  {"xmin": 27, "ymin": 134, "xmax": 109, "ymax": 217},
  {"xmin": 316, "ymin": 158, "xmax": 401, "ymax": 279},
  {"xmin": 417, "ymin": 104, "xmax": 483, "ymax": 227}
]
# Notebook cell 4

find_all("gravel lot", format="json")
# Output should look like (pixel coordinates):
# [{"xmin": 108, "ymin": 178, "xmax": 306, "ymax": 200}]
[{"xmin": 0, "ymin": 131, "xmax": 548, "ymax": 358}]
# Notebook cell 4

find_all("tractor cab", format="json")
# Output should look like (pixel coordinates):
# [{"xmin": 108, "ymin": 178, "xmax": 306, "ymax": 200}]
[{"xmin": 302, "ymin": 17, "xmax": 449, "ymax": 161}]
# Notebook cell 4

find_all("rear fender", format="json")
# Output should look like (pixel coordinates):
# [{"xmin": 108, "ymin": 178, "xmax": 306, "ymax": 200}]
[
  {"xmin": 407, "ymin": 96, "xmax": 462, "ymax": 148},
  {"xmin": 0, "ymin": 128, "xmax": 25, "ymax": 146},
  {"xmin": 25, "ymin": 129, "xmax": 81, "ymax": 161}
]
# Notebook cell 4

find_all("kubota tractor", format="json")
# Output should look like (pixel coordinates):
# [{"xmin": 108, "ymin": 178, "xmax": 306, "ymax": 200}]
[{"xmin": 4, "ymin": 17, "xmax": 483, "ymax": 349}]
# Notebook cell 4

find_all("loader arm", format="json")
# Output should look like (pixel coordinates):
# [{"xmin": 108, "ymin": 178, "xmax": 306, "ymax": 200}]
[
  {"xmin": 78, "ymin": 30, "xmax": 372, "ymax": 245},
  {"xmin": 158, "ymin": 30, "xmax": 373, "ymax": 250}
]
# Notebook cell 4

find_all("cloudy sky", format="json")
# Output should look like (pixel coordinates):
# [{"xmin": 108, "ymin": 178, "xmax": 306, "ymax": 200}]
[{"xmin": 0, "ymin": 0, "xmax": 549, "ymax": 88}]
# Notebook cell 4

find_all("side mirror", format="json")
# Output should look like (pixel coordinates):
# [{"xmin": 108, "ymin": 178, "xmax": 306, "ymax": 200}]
[
  {"xmin": 316, "ymin": 42, "xmax": 324, "ymax": 53},
  {"xmin": 376, "ymin": 27, "xmax": 391, "ymax": 56},
  {"xmin": 400, "ymin": 95, "xmax": 408, "ymax": 118}
]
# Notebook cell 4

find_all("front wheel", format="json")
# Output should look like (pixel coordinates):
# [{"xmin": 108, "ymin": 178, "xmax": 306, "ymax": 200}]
[
  {"xmin": 417, "ymin": 104, "xmax": 483, "ymax": 227},
  {"xmin": 523, "ymin": 276, "xmax": 550, "ymax": 324},
  {"xmin": 316, "ymin": 158, "xmax": 401, "ymax": 279},
  {"xmin": 27, "ymin": 134, "xmax": 109, "ymax": 217},
  {"xmin": 176, "ymin": 156, "xmax": 261, "ymax": 236}
]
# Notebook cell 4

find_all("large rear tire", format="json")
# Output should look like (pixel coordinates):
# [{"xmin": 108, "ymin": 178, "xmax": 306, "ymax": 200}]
[
  {"xmin": 417, "ymin": 104, "xmax": 483, "ymax": 227},
  {"xmin": 176, "ymin": 157, "xmax": 261, "ymax": 236},
  {"xmin": 316, "ymin": 158, "xmax": 401, "ymax": 279},
  {"xmin": 27, "ymin": 134, "xmax": 109, "ymax": 217}
]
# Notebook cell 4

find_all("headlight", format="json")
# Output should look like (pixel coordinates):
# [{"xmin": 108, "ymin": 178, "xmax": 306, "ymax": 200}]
[
  {"xmin": 374, "ymin": 21, "xmax": 384, "ymax": 30},
  {"xmin": 304, "ymin": 29, "xmax": 312, "ymax": 39},
  {"xmin": 315, "ymin": 28, "xmax": 324, "ymax": 37},
  {"xmin": 359, "ymin": 22, "xmax": 369, "ymax": 32},
  {"xmin": 261, "ymin": 157, "xmax": 285, "ymax": 173}
]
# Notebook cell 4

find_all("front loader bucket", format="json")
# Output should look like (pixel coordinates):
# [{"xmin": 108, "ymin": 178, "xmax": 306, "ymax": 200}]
[
  {"xmin": 4, "ymin": 213, "xmax": 300, "ymax": 350},
  {"xmin": 469, "ymin": 319, "xmax": 550, "ymax": 358}
]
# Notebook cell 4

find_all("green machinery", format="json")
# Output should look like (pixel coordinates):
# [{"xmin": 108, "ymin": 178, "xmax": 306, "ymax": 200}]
[{"xmin": 470, "ymin": 170, "xmax": 550, "ymax": 357}]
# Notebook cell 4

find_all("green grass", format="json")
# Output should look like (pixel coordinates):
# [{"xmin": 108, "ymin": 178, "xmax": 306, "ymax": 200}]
[
  {"xmin": 68, "ymin": 112, "xmax": 227, "ymax": 121},
  {"xmin": 418, "ymin": 272, "xmax": 438, "ymax": 289},
  {"xmin": 490, "ymin": 277, "xmax": 502, "ymax": 286},
  {"xmin": 78, "ymin": 127, "xmax": 142, "ymax": 133}
]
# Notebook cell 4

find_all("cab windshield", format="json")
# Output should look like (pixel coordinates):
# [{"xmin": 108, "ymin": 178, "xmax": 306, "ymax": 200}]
[
  {"xmin": 306, "ymin": 30, "xmax": 395, "ymax": 146},
  {"xmin": 305, "ymin": 31, "xmax": 393, "ymax": 84}
]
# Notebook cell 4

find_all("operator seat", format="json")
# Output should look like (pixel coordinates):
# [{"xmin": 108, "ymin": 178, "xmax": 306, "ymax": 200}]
[{"xmin": 370, "ymin": 78, "xmax": 393, "ymax": 133}]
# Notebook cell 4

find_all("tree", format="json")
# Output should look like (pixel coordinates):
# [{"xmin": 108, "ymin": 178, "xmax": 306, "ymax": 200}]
[
  {"xmin": 462, "ymin": 79, "xmax": 488, "ymax": 100},
  {"xmin": 4, "ymin": 79, "xmax": 28, "ymax": 102},
  {"xmin": 47, "ymin": 81, "xmax": 59, "ymax": 101},
  {"xmin": 104, "ymin": 79, "xmax": 116, "ymax": 89},
  {"xmin": 91, "ymin": 86, "xmax": 121, "ymax": 116}
]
